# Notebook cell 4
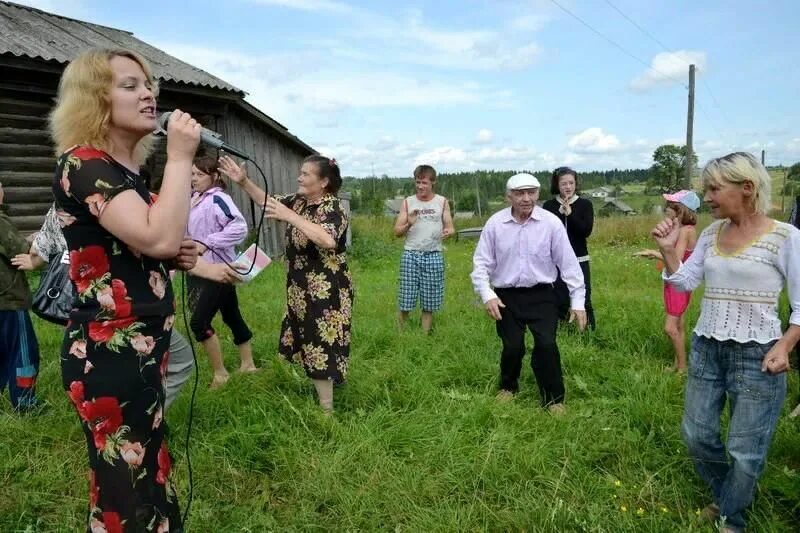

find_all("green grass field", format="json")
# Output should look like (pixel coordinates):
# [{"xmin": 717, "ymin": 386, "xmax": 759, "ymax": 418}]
[{"xmin": 2, "ymin": 215, "xmax": 799, "ymax": 532}]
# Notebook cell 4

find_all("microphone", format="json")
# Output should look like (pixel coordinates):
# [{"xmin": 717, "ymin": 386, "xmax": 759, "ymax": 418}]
[{"xmin": 157, "ymin": 112, "xmax": 250, "ymax": 160}]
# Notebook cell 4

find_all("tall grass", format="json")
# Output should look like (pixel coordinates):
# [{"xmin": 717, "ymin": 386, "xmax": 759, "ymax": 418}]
[{"xmin": 1, "ymin": 214, "xmax": 798, "ymax": 532}]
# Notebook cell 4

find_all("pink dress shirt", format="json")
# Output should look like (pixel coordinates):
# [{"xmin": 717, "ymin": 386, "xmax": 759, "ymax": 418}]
[{"xmin": 471, "ymin": 206, "xmax": 586, "ymax": 309}]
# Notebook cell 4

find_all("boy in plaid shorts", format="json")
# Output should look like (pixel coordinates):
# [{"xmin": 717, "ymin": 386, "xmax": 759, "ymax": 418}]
[{"xmin": 393, "ymin": 165, "xmax": 455, "ymax": 333}]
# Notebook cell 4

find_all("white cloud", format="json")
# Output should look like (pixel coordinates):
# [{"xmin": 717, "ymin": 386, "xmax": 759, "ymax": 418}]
[
  {"xmin": 415, "ymin": 147, "xmax": 470, "ymax": 167},
  {"xmin": 396, "ymin": 25, "xmax": 542, "ymax": 71},
  {"xmin": 151, "ymin": 42, "xmax": 495, "ymax": 131},
  {"xmin": 475, "ymin": 129, "xmax": 494, "ymax": 145},
  {"xmin": 475, "ymin": 146, "xmax": 536, "ymax": 164},
  {"xmin": 246, "ymin": 1, "xmax": 545, "ymax": 72},
  {"xmin": 745, "ymin": 141, "xmax": 776, "ymax": 151},
  {"xmin": 510, "ymin": 14, "xmax": 549, "ymax": 32},
  {"xmin": 567, "ymin": 128, "xmax": 621, "ymax": 154},
  {"xmin": 280, "ymin": 73, "xmax": 486, "ymax": 111},
  {"xmin": 249, "ymin": 0, "xmax": 353, "ymax": 14},
  {"xmin": 410, "ymin": 145, "xmax": 546, "ymax": 174},
  {"xmin": 630, "ymin": 50, "xmax": 707, "ymax": 91},
  {"xmin": 774, "ymin": 138, "xmax": 800, "ymax": 164},
  {"xmin": 369, "ymin": 136, "xmax": 398, "ymax": 151}
]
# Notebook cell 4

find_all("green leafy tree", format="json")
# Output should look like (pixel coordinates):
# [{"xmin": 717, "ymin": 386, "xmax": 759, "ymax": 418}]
[
  {"xmin": 456, "ymin": 190, "xmax": 489, "ymax": 215},
  {"xmin": 788, "ymin": 162, "xmax": 800, "ymax": 181},
  {"xmin": 651, "ymin": 144, "xmax": 698, "ymax": 192}
]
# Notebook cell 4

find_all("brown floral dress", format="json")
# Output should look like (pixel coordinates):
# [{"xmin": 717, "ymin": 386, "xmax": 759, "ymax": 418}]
[
  {"xmin": 52, "ymin": 146, "xmax": 181, "ymax": 532},
  {"xmin": 278, "ymin": 193, "xmax": 352, "ymax": 383}
]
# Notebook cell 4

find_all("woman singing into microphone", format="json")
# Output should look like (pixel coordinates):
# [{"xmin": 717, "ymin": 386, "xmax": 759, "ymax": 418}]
[{"xmin": 51, "ymin": 48, "xmax": 200, "ymax": 531}]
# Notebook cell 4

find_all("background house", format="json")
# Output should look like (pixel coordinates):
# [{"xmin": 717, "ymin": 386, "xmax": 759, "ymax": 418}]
[
  {"xmin": 599, "ymin": 198, "xmax": 637, "ymax": 216},
  {"xmin": 588, "ymin": 186, "xmax": 614, "ymax": 198},
  {"xmin": 0, "ymin": 0, "xmax": 322, "ymax": 256}
]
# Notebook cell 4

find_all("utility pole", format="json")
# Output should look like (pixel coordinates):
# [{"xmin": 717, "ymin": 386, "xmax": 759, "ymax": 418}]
[
  {"xmin": 474, "ymin": 174, "xmax": 482, "ymax": 217},
  {"xmin": 684, "ymin": 64, "xmax": 695, "ymax": 187},
  {"xmin": 761, "ymin": 150, "xmax": 765, "ymax": 166},
  {"xmin": 782, "ymin": 166, "xmax": 788, "ymax": 214}
]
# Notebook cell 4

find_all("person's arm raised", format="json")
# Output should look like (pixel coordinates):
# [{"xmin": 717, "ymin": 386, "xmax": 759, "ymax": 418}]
[
  {"xmin": 219, "ymin": 155, "xmax": 267, "ymax": 207},
  {"xmin": 651, "ymin": 217, "xmax": 683, "ymax": 274},
  {"xmin": 99, "ymin": 110, "xmax": 200, "ymax": 258},
  {"xmin": 394, "ymin": 198, "xmax": 412, "ymax": 237}
]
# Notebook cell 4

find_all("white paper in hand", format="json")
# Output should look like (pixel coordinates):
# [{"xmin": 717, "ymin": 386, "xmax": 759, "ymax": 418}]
[{"xmin": 231, "ymin": 244, "xmax": 271, "ymax": 283}]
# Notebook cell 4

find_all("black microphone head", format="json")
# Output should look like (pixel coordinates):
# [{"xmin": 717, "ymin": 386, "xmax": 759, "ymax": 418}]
[{"xmin": 157, "ymin": 111, "xmax": 172, "ymax": 132}]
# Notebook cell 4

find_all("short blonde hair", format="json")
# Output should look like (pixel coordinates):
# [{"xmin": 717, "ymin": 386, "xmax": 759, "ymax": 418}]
[
  {"xmin": 50, "ymin": 48, "xmax": 159, "ymax": 165},
  {"xmin": 702, "ymin": 152, "xmax": 771, "ymax": 215}
]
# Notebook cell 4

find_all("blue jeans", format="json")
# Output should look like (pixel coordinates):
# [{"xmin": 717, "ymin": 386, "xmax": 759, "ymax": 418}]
[
  {"xmin": 0, "ymin": 310, "xmax": 40, "ymax": 410},
  {"xmin": 682, "ymin": 335, "xmax": 786, "ymax": 532}
]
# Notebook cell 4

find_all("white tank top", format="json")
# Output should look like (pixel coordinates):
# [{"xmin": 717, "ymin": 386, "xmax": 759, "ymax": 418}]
[{"xmin": 404, "ymin": 194, "xmax": 445, "ymax": 252}]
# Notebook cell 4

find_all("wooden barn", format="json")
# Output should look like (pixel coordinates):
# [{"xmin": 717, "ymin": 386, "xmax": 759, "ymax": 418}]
[{"xmin": 0, "ymin": 0, "xmax": 319, "ymax": 255}]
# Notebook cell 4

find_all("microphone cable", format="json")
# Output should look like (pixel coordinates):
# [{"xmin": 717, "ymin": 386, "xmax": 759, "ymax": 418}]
[{"xmin": 179, "ymin": 154, "xmax": 270, "ymax": 527}]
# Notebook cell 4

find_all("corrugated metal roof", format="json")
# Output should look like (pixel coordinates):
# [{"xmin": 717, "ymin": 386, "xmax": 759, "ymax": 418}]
[{"xmin": 0, "ymin": 1, "xmax": 242, "ymax": 94}]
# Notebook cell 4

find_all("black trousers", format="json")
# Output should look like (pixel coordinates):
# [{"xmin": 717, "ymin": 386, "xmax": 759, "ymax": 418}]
[
  {"xmin": 188, "ymin": 277, "xmax": 252, "ymax": 345},
  {"xmin": 495, "ymin": 285, "xmax": 564, "ymax": 406},
  {"xmin": 553, "ymin": 260, "xmax": 595, "ymax": 330}
]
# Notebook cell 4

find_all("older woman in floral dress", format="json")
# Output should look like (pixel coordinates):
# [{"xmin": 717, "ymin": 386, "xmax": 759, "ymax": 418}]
[{"xmin": 219, "ymin": 154, "xmax": 352, "ymax": 413}]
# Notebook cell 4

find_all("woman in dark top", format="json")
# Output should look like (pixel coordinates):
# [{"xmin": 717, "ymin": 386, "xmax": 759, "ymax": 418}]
[
  {"xmin": 542, "ymin": 167, "xmax": 596, "ymax": 329},
  {"xmin": 50, "ymin": 48, "xmax": 201, "ymax": 531}
]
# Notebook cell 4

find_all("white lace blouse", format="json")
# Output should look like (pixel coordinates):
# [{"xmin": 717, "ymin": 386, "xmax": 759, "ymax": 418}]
[{"xmin": 664, "ymin": 219, "xmax": 800, "ymax": 343}]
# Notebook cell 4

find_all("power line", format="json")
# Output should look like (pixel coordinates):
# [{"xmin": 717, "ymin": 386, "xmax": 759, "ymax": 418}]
[
  {"xmin": 602, "ymin": 0, "xmax": 672, "ymax": 51},
  {"xmin": 550, "ymin": 0, "xmax": 729, "ymax": 148},
  {"xmin": 602, "ymin": 0, "xmax": 731, "ymax": 136},
  {"xmin": 547, "ymin": 0, "xmax": 688, "ymax": 89}
]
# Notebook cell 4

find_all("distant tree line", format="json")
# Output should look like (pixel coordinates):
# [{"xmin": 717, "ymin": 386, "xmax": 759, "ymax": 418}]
[
  {"xmin": 344, "ymin": 168, "xmax": 652, "ymax": 215},
  {"xmin": 342, "ymin": 145, "xmax": 799, "ymax": 215}
]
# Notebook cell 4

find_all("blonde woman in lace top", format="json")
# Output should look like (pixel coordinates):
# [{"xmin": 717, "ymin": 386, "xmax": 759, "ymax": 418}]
[{"xmin": 652, "ymin": 152, "xmax": 800, "ymax": 533}]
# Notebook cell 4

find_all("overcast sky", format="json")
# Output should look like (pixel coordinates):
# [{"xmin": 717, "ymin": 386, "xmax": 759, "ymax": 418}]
[{"xmin": 18, "ymin": 0, "xmax": 800, "ymax": 177}]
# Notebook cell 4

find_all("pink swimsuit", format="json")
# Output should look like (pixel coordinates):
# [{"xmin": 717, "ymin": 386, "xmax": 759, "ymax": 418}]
[{"xmin": 663, "ymin": 248, "xmax": 693, "ymax": 317}]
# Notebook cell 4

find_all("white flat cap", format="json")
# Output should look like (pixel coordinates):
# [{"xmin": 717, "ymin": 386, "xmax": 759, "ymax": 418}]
[{"xmin": 506, "ymin": 173, "xmax": 540, "ymax": 191}]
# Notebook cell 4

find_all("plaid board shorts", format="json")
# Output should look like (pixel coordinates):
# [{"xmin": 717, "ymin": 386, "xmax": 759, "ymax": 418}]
[{"xmin": 398, "ymin": 250, "xmax": 445, "ymax": 312}]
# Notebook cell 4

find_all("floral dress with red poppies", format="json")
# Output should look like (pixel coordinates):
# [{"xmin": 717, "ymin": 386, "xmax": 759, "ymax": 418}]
[{"xmin": 52, "ymin": 146, "xmax": 181, "ymax": 532}]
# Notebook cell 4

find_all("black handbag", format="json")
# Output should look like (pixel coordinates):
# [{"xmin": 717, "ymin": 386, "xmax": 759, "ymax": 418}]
[{"xmin": 31, "ymin": 252, "xmax": 75, "ymax": 325}]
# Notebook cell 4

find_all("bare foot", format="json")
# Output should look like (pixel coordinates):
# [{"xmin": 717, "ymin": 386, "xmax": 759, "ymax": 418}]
[
  {"xmin": 237, "ymin": 365, "xmax": 259, "ymax": 374},
  {"xmin": 495, "ymin": 390, "xmax": 514, "ymax": 402},
  {"xmin": 697, "ymin": 503, "xmax": 720, "ymax": 523},
  {"xmin": 209, "ymin": 374, "xmax": 230, "ymax": 390}
]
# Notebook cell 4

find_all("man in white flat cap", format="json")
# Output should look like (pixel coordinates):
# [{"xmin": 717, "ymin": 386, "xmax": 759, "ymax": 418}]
[{"xmin": 471, "ymin": 173, "xmax": 586, "ymax": 414}]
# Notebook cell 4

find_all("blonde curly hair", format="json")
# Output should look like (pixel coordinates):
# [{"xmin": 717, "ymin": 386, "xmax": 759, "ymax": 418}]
[{"xmin": 50, "ymin": 48, "xmax": 159, "ymax": 165}]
